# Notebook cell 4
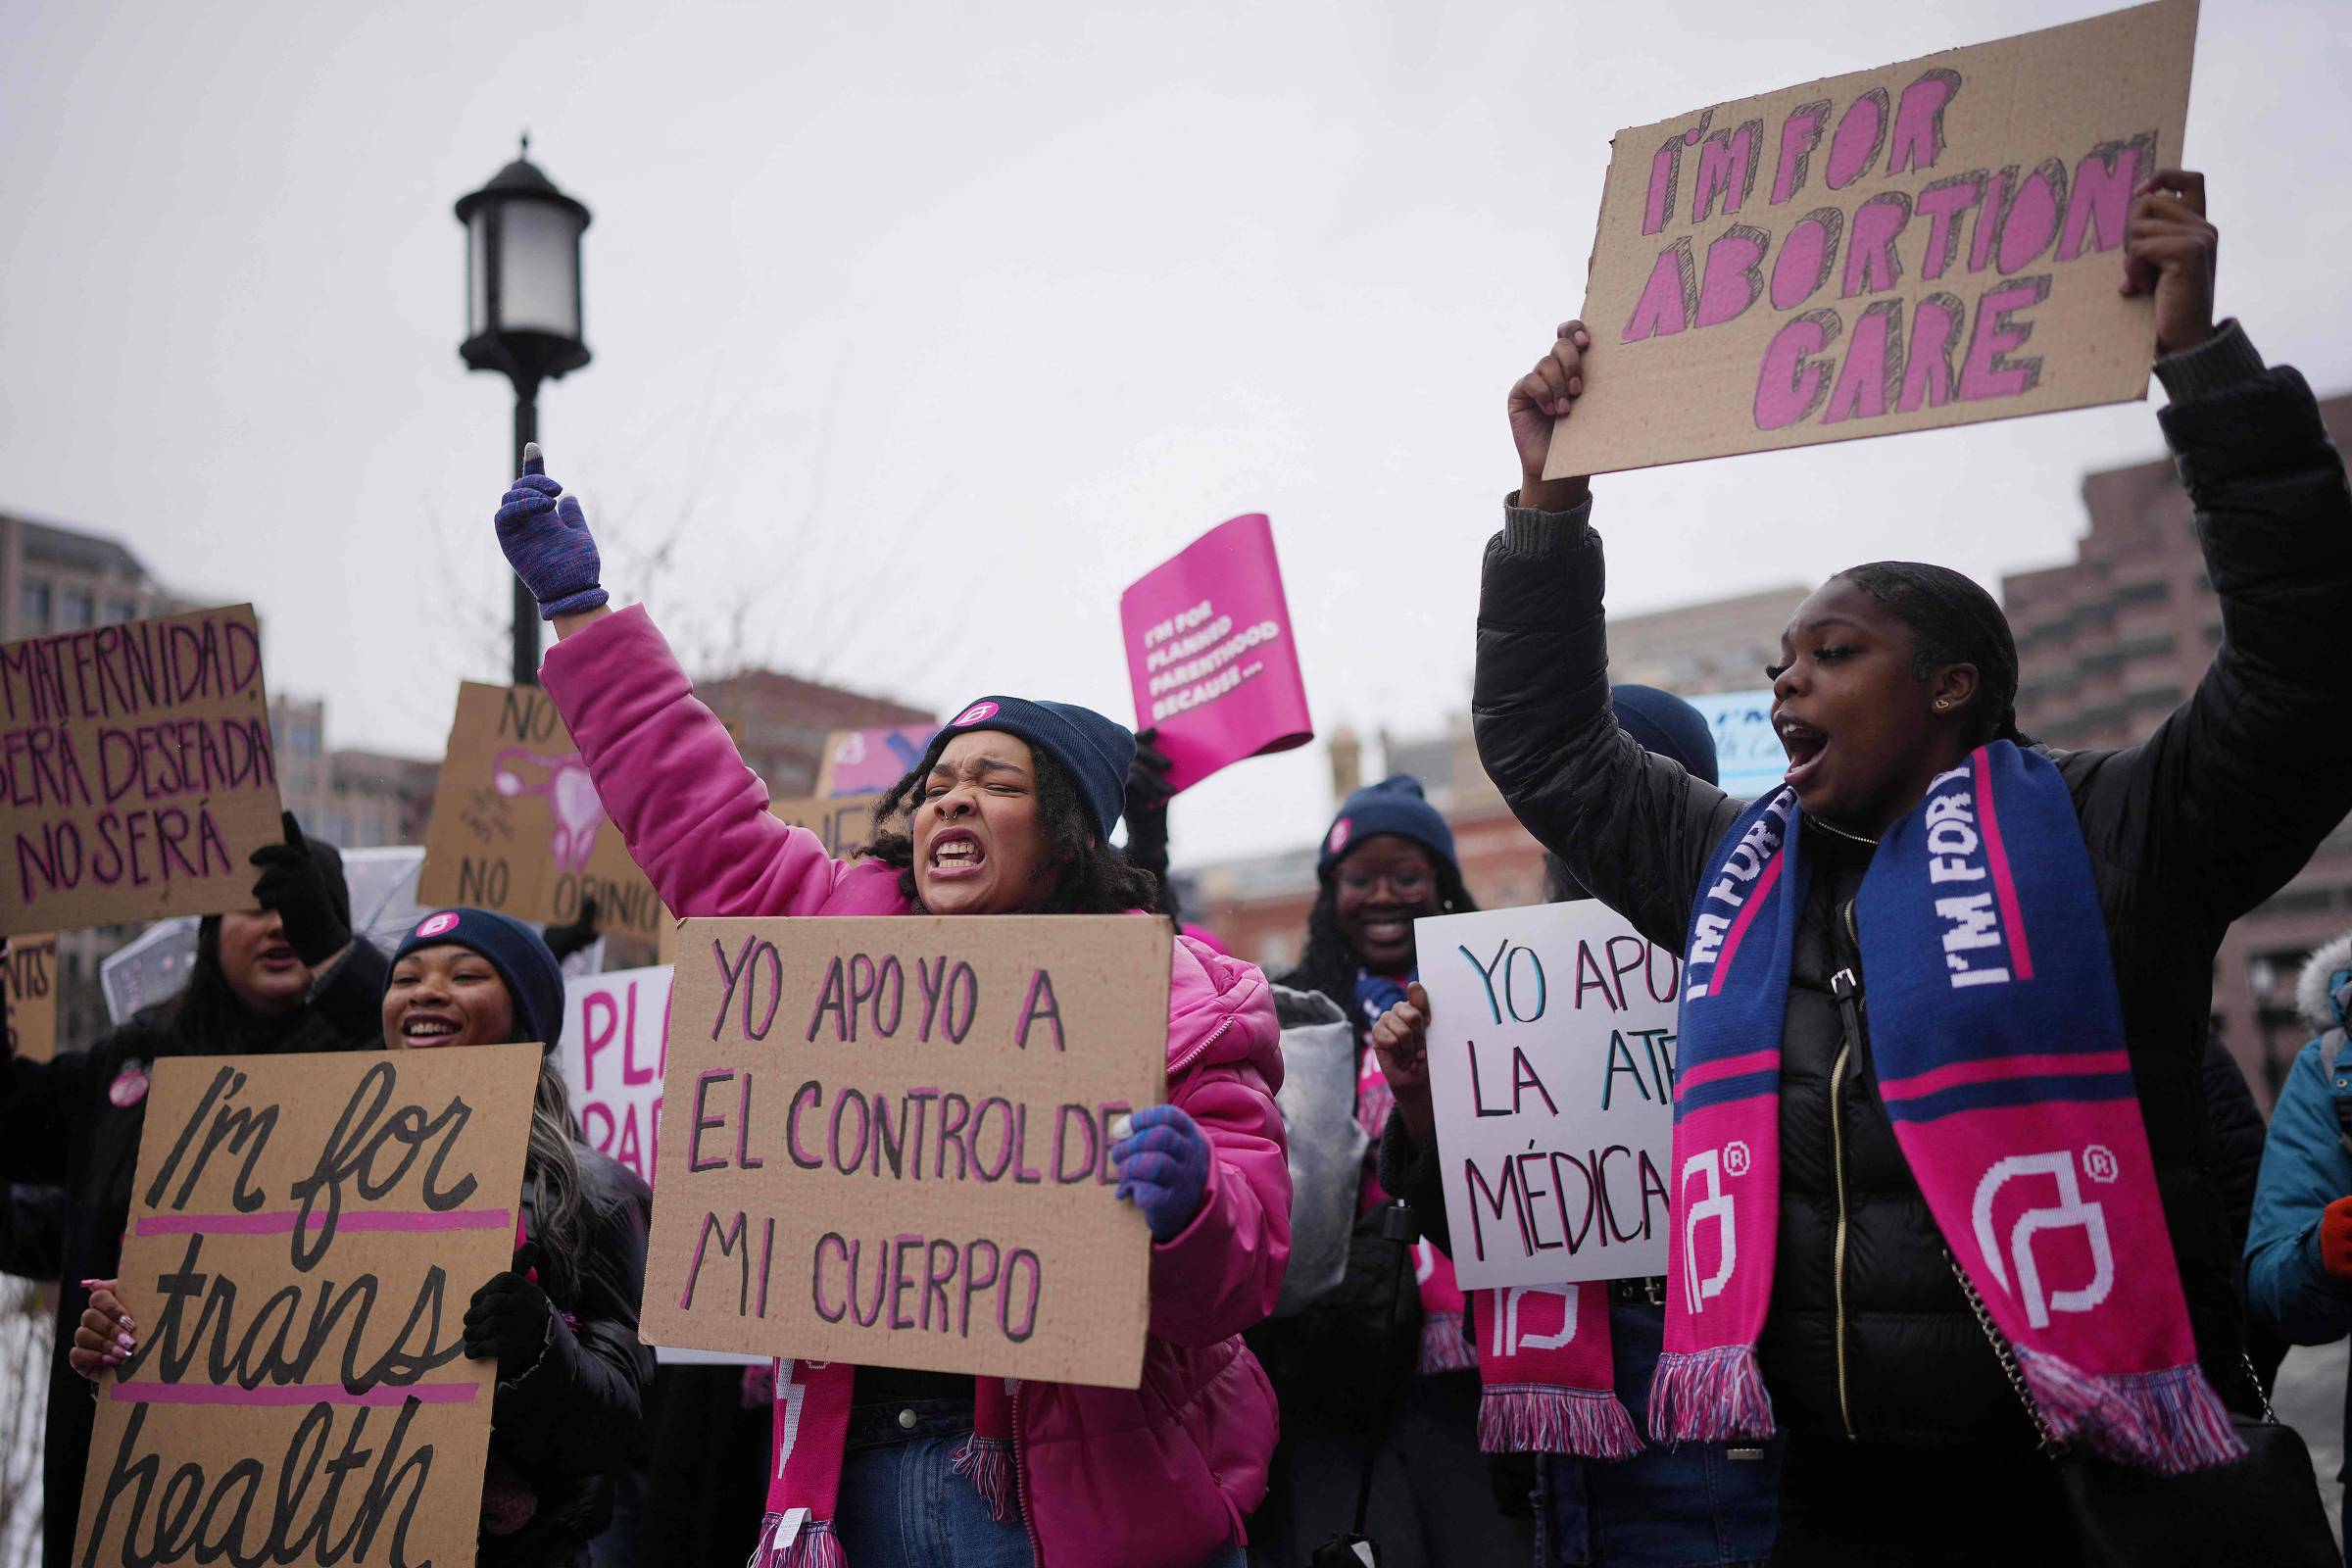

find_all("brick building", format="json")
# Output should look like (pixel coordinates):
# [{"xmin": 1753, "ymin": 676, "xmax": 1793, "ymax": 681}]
[
  {"xmin": 2003, "ymin": 391, "xmax": 2352, "ymax": 1101},
  {"xmin": 1185, "ymin": 587, "xmax": 1807, "ymax": 974},
  {"xmin": 696, "ymin": 669, "xmax": 932, "ymax": 797}
]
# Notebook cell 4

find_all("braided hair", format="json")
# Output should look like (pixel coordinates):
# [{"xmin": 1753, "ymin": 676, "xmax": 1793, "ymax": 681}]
[
  {"xmin": 865, "ymin": 732, "xmax": 1162, "ymax": 915},
  {"xmin": 1837, "ymin": 561, "xmax": 2030, "ymax": 748}
]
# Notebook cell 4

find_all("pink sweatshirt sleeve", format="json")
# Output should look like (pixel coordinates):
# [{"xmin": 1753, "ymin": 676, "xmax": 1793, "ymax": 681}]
[
  {"xmin": 1146, "ymin": 1061, "xmax": 1290, "ymax": 1348},
  {"xmin": 539, "ymin": 606, "xmax": 900, "ymax": 918}
]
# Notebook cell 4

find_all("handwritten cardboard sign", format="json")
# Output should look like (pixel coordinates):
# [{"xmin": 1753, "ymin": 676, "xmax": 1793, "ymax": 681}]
[
  {"xmin": 1548, "ymin": 0, "xmax": 2198, "ymax": 476},
  {"xmin": 1, "ymin": 605, "xmax": 284, "ymax": 937},
  {"xmin": 74, "ymin": 1043, "xmax": 539, "ymax": 1567},
  {"xmin": 1120, "ymin": 514, "xmax": 1314, "ymax": 794},
  {"xmin": 418, "ymin": 681, "xmax": 666, "ymax": 943},
  {"xmin": 563, "ymin": 964, "xmax": 674, "ymax": 1188},
  {"xmin": 4, "ymin": 931, "xmax": 59, "ymax": 1061},
  {"xmin": 1688, "ymin": 690, "xmax": 1788, "ymax": 801},
  {"xmin": 639, "ymin": 916, "xmax": 1170, "ymax": 1387},
  {"xmin": 815, "ymin": 725, "xmax": 935, "ymax": 798},
  {"xmin": 1418, "ymin": 902, "xmax": 1682, "ymax": 1289}
]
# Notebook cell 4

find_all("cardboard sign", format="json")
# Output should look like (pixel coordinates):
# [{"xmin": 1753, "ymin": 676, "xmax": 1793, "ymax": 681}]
[
  {"xmin": 1548, "ymin": 0, "xmax": 2198, "ymax": 476},
  {"xmin": 1417, "ymin": 902, "xmax": 1682, "ymax": 1289},
  {"xmin": 639, "ymin": 916, "xmax": 1170, "ymax": 1387},
  {"xmin": 1687, "ymin": 690, "xmax": 1788, "ymax": 801},
  {"xmin": 1120, "ymin": 514, "xmax": 1314, "ymax": 793},
  {"xmin": 769, "ymin": 791, "xmax": 892, "ymax": 861},
  {"xmin": 562, "ymin": 964, "xmax": 674, "ymax": 1188},
  {"xmin": 815, "ymin": 725, "xmax": 934, "ymax": 798},
  {"xmin": 74, "ymin": 1044, "xmax": 540, "ymax": 1567},
  {"xmin": 3, "ymin": 931, "xmax": 59, "ymax": 1061},
  {"xmin": 1, "ymin": 605, "xmax": 284, "ymax": 936},
  {"xmin": 418, "ymin": 681, "xmax": 666, "ymax": 942}
]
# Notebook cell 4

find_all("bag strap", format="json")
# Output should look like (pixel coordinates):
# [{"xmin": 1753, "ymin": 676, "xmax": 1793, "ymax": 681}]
[
  {"xmin": 2332, "ymin": 1089, "xmax": 2352, "ymax": 1163},
  {"xmin": 1946, "ymin": 1249, "xmax": 2277, "ymax": 1448}
]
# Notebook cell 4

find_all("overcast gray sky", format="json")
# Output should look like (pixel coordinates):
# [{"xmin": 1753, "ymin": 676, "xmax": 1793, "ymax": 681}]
[{"xmin": 4, "ymin": 0, "xmax": 2346, "ymax": 869}]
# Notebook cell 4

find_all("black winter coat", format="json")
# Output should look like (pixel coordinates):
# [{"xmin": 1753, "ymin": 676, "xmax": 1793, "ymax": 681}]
[
  {"xmin": 1470, "ymin": 354, "xmax": 2352, "ymax": 1452},
  {"xmin": 0, "ymin": 942, "xmax": 387, "ymax": 1568},
  {"xmin": 483, "ymin": 1147, "xmax": 656, "ymax": 1568}
]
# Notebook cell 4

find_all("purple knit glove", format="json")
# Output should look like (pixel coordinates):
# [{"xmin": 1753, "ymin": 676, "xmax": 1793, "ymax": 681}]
[
  {"xmin": 494, "ymin": 443, "xmax": 607, "ymax": 618},
  {"xmin": 1111, "ymin": 1104, "xmax": 1211, "ymax": 1242}
]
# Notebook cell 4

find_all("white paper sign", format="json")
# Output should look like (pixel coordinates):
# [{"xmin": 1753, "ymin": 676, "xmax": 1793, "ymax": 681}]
[
  {"xmin": 1417, "ymin": 901, "xmax": 1682, "ymax": 1289},
  {"xmin": 1687, "ymin": 689, "xmax": 1788, "ymax": 802},
  {"xmin": 561, "ymin": 963, "xmax": 674, "ymax": 1188}
]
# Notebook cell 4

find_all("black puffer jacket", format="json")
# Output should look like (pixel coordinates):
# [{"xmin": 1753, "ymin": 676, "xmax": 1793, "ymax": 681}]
[
  {"xmin": 1, "ymin": 941, "xmax": 388, "ymax": 1568},
  {"xmin": 483, "ymin": 1146, "xmax": 656, "ymax": 1568},
  {"xmin": 1471, "ymin": 339, "xmax": 2352, "ymax": 1451}
]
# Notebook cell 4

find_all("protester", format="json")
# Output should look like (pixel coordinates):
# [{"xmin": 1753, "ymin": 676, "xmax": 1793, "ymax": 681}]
[
  {"xmin": 1243, "ymin": 775, "xmax": 1531, "ymax": 1568},
  {"xmin": 1372, "ymin": 689, "xmax": 1785, "ymax": 1567},
  {"xmin": 74, "ymin": 906, "xmax": 655, "ymax": 1568},
  {"xmin": 1, "ymin": 816, "xmax": 385, "ymax": 1568},
  {"xmin": 1474, "ymin": 172, "xmax": 2352, "ymax": 1562},
  {"xmin": 490, "ymin": 449, "xmax": 1286, "ymax": 1568},
  {"xmin": 2245, "ymin": 931, "xmax": 2352, "ymax": 1559}
]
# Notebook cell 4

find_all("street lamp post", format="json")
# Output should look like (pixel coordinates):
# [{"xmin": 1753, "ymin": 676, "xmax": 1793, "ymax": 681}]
[{"xmin": 456, "ymin": 135, "xmax": 592, "ymax": 686}]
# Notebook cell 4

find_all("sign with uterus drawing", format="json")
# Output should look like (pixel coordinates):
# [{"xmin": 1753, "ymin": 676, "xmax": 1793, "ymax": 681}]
[{"xmin": 418, "ymin": 681, "xmax": 665, "ymax": 941}]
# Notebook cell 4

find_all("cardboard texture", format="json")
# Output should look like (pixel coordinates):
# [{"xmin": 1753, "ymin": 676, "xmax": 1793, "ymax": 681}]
[
  {"xmin": 418, "ymin": 681, "xmax": 667, "ymax": 942},
  {"xmin": 74, "ymin": 1044, "xmax": 540, "ymax": 1567},
  {"xmin": 1, "ymin": 604, "xmax": 285, "ymax": 936},
  {"xmin": 1417, "ymin": 902, "xmax": 1681, "ymax": 1289},
  {"xmin": 639, "ymin": 916, "xmax": 1171, "ymax": 1388},
  {"xmin": 1547, "ymin": 0, "xmax": 2198, "ymax": 476},
  {"xmin": 1119, "ymin": 514, "xmax": 1314, "ymax": 794},
  {"xmin": 3, "ymin": 932, "xmax": 58, "ymax": 1061},
  {"xmin": 815, "ymin": 725, "xmax": 936, "ymax": 798}
]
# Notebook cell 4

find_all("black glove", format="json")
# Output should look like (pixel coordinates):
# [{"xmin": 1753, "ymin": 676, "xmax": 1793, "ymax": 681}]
[
  {"xmin": 248, "ymin": 812, "xmax": 350, "ymax": 966},
  {"xmin": 1124, "ymin": 730, "xmax": 1173, "ymax": 858},
  {"xmin": 466, "ymin": 1245, "xmax": 558, "ymax": 1381},
  {"xmin": 543, "ymin": 896, "xmax": 601, "ymax": 963}
]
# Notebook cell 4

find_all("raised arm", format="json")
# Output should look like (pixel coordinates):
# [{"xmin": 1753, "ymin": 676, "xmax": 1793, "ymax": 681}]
[
  {"xmin": 497, "ymin": 447, "xmax": 895, "ymax": 919},
  {"xmin": 2063, "ymin": 176, "xmax": 2352, "ymax": 925},
  {"xmin": 1473, "ymin": 321, "xmax": 1743, "ymax": 953}
]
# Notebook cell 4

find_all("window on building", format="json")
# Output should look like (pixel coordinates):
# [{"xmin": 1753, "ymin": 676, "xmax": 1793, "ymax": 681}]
[
  {"xmin": 104, "ymin": 597, "xmax": 137, "ymax": 624},
  {"xmin": 60, "ymin": 591, "xmax": 94, "ymax": 629},
  {"xmin": 20, "ymin": 583, "xmax": 50, "ymax": 630},
  {"xmin": 2113, "ymin": 579, "xmax": 2169, "ymax": 608}
]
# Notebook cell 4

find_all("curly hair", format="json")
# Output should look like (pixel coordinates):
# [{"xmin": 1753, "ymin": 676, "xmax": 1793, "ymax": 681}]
[
  {"xmin": 864, "ymin": 730, "xmax": 1162, "ymax": 915},
  {"xmin": 1277, "ymin": 851, "xmax": 1477, "ymax": 1019},
  {"xmin": 1837, "ymin": 561, "xmax": 2029, "ymax": 748}
]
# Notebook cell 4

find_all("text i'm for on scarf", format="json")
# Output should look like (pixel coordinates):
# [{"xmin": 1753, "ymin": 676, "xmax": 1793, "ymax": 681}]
[{"xmin": 1650, "ymin": 743, "xmax": 2241, "ymax": 1473}]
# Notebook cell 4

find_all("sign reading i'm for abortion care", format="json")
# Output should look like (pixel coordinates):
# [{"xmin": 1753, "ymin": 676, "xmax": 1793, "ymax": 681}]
[
  {"xmin": 74, "ymin": 1044, "xmax": 539, "ymax": 1568},
  {"xmin": 0, "ymin": 605, "xmax": 284, "ymax": 937},
  {"xmin": 418, "ymin": 681, "xmax": 666, "ymax": 943},
  {"xmin": 1548, "ymin": 0, "xmax": 2198, "ymax": 477},
  {"xmin": 639, "ymin": 916, "xmax": 1170, "ymax": 1388},
  {"xmin": 1418, "ymin": 902, "xmax": 1683, "ymax": 1290},
  {"xmin": 1120, "ymin": 514, "xmax": 1313, "ymax": 793}
]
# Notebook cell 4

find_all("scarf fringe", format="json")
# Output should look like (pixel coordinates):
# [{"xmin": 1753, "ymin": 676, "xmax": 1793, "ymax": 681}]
[
  {"xmin": 1646, "ymin": 1345, "xmax": 1775, "ymax": 1445},
  {"xmin": 2017, "ymin": 1349, "xmax": 2247, "ymax": 1474},
  {"xmin": 1417, "ymin": 1311, "xmax": 1478, "ymax": 1375},
  {"xmin": 951, "ymin": 1435, "xmax": 1019, "ymax": 1522},
  {"xmin": 748, "ymin": 1514, "xmax": 844, "ymax": 1568},
  {"xmin": 1479, "ymin": 1383, "xmax": 1644, "ymax": 1460}
]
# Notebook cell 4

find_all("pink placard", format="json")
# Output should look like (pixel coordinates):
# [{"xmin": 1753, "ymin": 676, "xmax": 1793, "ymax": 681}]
[{"xmin": 1119, "ymin": 514, "xmax": 1313, "ymax": 794}]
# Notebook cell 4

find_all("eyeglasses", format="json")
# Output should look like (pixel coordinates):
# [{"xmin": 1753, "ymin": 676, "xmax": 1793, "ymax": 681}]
[{"xmin": 1337, "ymin": 864, "xmax": 1435, "ymax": 900}]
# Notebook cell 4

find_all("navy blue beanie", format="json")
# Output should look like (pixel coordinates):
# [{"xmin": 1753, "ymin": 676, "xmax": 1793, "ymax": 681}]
[
  {"xmin": 939, "ymin": 697, "xmax": 1134, "ymax": 841},
  {"xmin": 1612, "ymin": 684, "xmax": 1720, "ymax": 786},
  {"xmin": 390, "ymin": 907, "xmax": 566, "ymax": 1052},
  {"xmin": 1319, "ymin": 774, "xmax": 1456, "ymax": 879}
]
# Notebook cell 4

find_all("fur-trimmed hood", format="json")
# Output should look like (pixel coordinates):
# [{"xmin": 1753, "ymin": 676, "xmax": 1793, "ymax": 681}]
[{"xmin": 2297, "ymin": 932, "xmax": 2352, "ymax": 1033}]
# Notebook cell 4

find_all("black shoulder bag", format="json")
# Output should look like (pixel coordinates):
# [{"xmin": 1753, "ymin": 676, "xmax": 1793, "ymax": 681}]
[{"xmin": 1950, "ymin": 1251, "xmax": 2336, "ymax": 1567}]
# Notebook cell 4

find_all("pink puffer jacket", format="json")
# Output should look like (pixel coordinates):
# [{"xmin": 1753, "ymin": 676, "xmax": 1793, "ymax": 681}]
[{"xmin": 542, "ymin": 607, "xmax": 1289, "ymax": 1567}]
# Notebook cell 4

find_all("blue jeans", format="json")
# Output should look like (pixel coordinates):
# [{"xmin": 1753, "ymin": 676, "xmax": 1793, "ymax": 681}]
[
  {"xmin": 835, "ymin": 1398, "xmax": 1247, "ymax": 1568},
  {"xmin": 1536, "ymin": 1303, "xmax": 1782, "ymax": 1567}
]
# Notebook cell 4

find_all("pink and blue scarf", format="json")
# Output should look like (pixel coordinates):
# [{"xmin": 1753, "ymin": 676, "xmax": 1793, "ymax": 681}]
[{"xmin": 1650, "ymin": 743, "xmax": 2241, "ymax": 1473}]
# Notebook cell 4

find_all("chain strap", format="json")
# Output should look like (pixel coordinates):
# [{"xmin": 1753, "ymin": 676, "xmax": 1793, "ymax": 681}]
[{"xmin": 1944, "ymin": 1248, "xmax": 2062, "ymax": 1455}]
